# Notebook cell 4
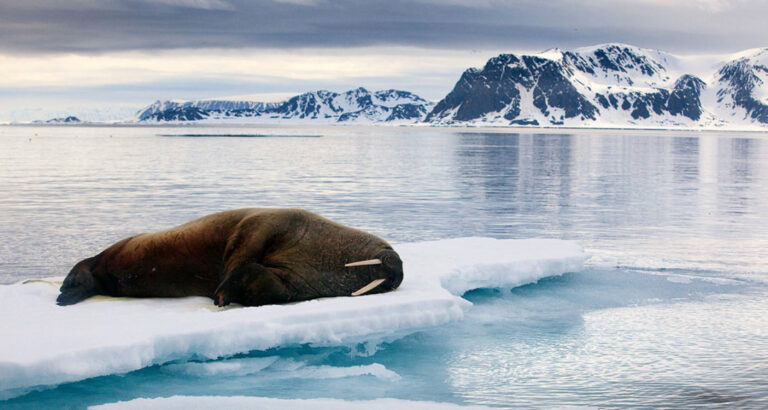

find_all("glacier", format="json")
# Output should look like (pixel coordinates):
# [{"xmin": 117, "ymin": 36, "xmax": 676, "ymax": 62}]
[{"xmin": 0, "ymin": 237, "xmax": 586, "ymax": 399}]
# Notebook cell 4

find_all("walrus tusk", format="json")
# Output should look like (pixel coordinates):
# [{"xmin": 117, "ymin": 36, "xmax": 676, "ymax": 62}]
[
  {"xmin": 351, "ymin": 278, "xmax": 386, "ymax": 296},
  {"xmin": 345, "ymin": 259, "xmax": 381, "ymax": 267}
]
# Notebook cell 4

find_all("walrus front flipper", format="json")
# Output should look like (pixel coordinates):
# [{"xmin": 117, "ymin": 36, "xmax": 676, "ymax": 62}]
[
  {"xmin": 214, "ymin": 262, "xmax": 293, "ymax": 307},
  {"xmin": 214, "ymin": 261, "xmax": 266, "ymax": 307},
  {"xmin": 57, "ymin": 261, "xmax": 98, "ymax": 306}
]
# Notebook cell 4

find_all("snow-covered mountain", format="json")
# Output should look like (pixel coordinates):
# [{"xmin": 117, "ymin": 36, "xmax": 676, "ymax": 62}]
[
  {"xmin": 135, "ymin": 100, "xmax": 280, "ymax": 122},
  {"xmin": 133, "ymin": 88, "xmax": 433, "ymax": 123},
  {"xmin": 426, "ymin": 44, "xmax": 768, "ymax": 129},
  {"xmin": 32, "ymin": 116, "xmax": 82, "ymax": 124}
]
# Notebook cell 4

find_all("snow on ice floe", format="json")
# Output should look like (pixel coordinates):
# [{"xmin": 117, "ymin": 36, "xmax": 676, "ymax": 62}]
[
  {"xmin": 91, "ymin": 396, "xmax": 492, "ymax": 409},
  {"xmin": 0, "ymin": 237, "xmax": 586, "ymax": 399}
]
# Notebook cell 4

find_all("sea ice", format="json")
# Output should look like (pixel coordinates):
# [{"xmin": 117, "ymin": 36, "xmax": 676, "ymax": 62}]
[{"xmin": 0, "ymin": 237, "xmax": 586, "ymax": 399}]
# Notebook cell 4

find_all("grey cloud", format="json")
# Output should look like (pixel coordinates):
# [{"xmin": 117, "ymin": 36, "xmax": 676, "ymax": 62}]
[
  {"xmin": 135, "ymin": 0, "xmax": 235, "ymax": 10},
  {"xmin": 0, "ymin": 0, "xmax": 767, "ymax": 54}
]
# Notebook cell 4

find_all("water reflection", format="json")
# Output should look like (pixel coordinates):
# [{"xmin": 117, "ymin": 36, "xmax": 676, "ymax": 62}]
[
  {"xmin": 718, "ymin": 138, "xmax": 757, "ymax": 217},
  {"xmin": 455, "ymin": 132, "xmax": 520, "ymax": 211},
  {"xmin": 448, "ymin": 131, "xmax": 768, "ymax": 277},
  {"xmin": 671, "ymin": 136, "xmax": 699, "ymax": 185},
  {"xmin": 452, "ymin": 133, "xmax": 579, "ymax": 236}
]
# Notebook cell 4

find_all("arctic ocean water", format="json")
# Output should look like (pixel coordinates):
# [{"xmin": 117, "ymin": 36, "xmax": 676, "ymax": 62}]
[{"xmin": 1, "ymin": 125, "xmax": 767, "ymax": 408}]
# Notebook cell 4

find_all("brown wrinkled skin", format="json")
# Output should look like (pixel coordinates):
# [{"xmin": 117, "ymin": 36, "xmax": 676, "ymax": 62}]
[{"xmin": 57, "ymin": 209, "xmax": 404, "ymax": 307}]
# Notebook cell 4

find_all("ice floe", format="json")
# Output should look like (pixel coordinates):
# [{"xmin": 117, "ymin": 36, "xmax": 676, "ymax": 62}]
[{"xmin": 0, "ymin": 237, "xmax": 586, "ymax": 399}]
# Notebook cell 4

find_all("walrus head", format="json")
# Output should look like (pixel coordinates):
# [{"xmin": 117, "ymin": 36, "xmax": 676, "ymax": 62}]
[
  {"xmin": 377, "ymin": 248, "xmax": 404, "ymax": 291},
  {"xmin": 347, "ymin": 248, "xmax": 403, "ymax": 296}
]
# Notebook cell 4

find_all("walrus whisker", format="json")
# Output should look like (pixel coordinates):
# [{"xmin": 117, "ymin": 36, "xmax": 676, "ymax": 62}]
[
  {"xmin": 351, "ymin": 278, "xmax": 386, "ymax": 296},
  {"xmin": 345, "ymin": 259, "xmax": 382, "ymax": 267}
]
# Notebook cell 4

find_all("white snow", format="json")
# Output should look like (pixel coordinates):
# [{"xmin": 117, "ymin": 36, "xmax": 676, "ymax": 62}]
[
  {"xmin": 0, "ymin": 237, "xmax": 586, "ymax": 399},
  {"xmin": 534, "ymin": 47, "xmax": 564, "ymax": 62},
  {"xmin": 91, "ymin": 396, "xmax": 492, "ymax": 409}
]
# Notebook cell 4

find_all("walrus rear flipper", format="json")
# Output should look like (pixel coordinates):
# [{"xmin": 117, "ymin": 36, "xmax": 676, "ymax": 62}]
[
  {"xmin": 57, "ymin": 287, "xmax": 94, "ymax": 306},
  {"xmin": 57, "ymin": 261, "xmax": 98, "ymax": 306}
]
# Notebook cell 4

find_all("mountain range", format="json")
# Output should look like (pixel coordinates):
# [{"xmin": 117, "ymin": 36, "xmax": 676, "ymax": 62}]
[
  {"xmin": 426, "ymin": 44, "xmax": 768, "ymax": 129},
  {"xmin": 133, "ymin": 88, "xmax": 432, "ymax": 124},
  {"xmin": 33, "ymin": 116, "xmax": 82, "ymax": 124},
  {"xmin": 41, "ymin": 44, "xmax": 768, "ymax": 130}
]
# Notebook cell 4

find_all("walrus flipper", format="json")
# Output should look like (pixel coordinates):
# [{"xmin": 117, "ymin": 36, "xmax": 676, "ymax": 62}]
[
  {"xmin": 214, "ymin": 261, "xmax": 292, "ymax": 307},
  {"xmin": 213, "ymin": 259, "xmax": 260, "ymax": 307},
  {"xmin": 57, "ymin": 260, "xmax": 98, "ymax": 306}
]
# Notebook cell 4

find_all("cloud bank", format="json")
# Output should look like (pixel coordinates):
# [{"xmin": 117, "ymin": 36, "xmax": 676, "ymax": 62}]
[{"xmin": 1, "ymin": 0, "xmax": 766, "ymax": 54}]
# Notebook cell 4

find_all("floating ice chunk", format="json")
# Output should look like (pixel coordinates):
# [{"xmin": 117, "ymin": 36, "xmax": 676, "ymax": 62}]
[
  {"xmin": 91, "ymin": 396, "xmax": 492, "ymax": 409},
  {"xmin": 161, "ymin": 356, "xmax": 401, "ymax": 382},
  {"xmin": 161, "ymin": 356, "xmax": 280, "ymax": 377},
  {"xmin": 0, "ymin": 237, "xmax": 586, "ymax": 399},
  {"xmin": 272, "ymin": 361, "xmax": 401, "ymax": 382}
]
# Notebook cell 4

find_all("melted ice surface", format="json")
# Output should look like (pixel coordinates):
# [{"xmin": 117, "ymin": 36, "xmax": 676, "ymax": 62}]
[{"xmin": 0, "ymin": 237, "xmax": 585, "ymax": 399}]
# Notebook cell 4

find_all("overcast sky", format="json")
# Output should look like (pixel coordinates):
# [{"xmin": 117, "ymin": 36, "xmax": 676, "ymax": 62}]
[{"xmin": 2, "ymin": 0, "xmax": 767, "ymax": 122}]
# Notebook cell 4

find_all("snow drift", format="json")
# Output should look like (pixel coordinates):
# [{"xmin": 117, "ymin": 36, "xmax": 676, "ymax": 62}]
[{"xmin": 0, "ymin": 237, "xmax": 586, "ymax": 399}]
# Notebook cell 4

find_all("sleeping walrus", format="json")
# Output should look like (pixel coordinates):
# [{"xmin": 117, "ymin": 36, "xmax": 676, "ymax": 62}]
[{"xmin": 57, "ymin": 208, "xmax": 403, "ymax": 307}]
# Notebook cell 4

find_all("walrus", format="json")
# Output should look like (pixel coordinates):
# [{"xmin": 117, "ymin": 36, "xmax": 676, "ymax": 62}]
[{"xmin": 57, "ymin": 208, "xmax": 403, "ymax": 307}]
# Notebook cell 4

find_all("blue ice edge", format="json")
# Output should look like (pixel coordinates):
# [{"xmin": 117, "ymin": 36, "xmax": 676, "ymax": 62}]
[{"xmin": 0, "ymin": 237, "xmax": 587, "ymax": 400}]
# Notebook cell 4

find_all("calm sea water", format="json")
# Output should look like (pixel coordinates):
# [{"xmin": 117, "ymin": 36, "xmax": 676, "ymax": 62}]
[{"xmin": 1, "ymin": 125, "xmax": 767, "ymax": 408}]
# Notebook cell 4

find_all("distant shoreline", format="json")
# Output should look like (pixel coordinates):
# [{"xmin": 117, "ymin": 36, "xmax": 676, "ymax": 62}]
[{"xmin": 3, "ymin": 122, "xmax": 768, "ymax": 135}]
